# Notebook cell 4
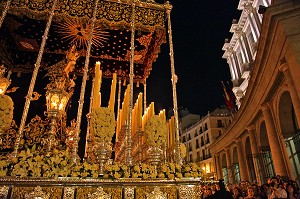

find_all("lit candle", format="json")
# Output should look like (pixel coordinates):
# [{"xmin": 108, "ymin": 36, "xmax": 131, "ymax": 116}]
[
  {"xmin": 92, "ymin": 61, "xmax": 102, "ymax": 109},
  {"xmin": 149, "ymin": 102, "xmax": 155, "ymax": 118},
  {"xmin": 137, "ymin": 93, "xmax": 143, "ymax": 128},
  {"xmin": 108, "ymin": 73, "xmax": 117, "ymax": 110}
]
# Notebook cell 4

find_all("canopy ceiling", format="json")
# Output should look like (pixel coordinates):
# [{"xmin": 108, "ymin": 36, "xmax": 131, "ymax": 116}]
[{"xmin": 0, "ymin": 0, "xmax": 168, "ymax": 82}]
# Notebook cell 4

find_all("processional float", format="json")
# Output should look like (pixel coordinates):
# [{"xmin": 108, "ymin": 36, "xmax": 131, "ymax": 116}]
[{"xmin": 0, "ymin": 0, "xmax": 203, "ymax": 198}]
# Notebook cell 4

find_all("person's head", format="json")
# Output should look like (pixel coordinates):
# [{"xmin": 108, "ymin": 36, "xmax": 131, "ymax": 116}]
[
  {"xmin": 205, "ymin": 188, "xmax": 213, "ymax": 196},
  {"xmin": 232, "ymin": 187, "xmax": 241, "ymax": 195},
  {"xmin": 218, "ymin": 179, "xmax": 226, "ymax": 191},
  {"xmin": 270, "ymin": 177, "xmax": 279, "ymax": 188},
  {"xmin": 286, "ymin": 183, "xmax": 297, "ymax": 195},
  {"xmin": 247, "ymin": 187, "xmax": 255, "ymax": 197},
  {"xmin": 240, "ymin": 181, "xmax": 246, "ymax": 188}
]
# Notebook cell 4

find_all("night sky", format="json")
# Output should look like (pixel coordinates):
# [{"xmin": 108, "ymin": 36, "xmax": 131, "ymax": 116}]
[{"xmin": 147, "ymin": 0, "xmax": 241, "ymax": 116}]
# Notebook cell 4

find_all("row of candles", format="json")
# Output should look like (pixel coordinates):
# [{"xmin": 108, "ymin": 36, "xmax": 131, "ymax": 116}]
[{"xmin": 92, "ymin": 62, "xmax": 177, "ymax": 148}]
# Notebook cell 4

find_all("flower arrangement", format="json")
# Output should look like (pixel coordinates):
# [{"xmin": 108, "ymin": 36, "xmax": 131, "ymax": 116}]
[
  {"xmin": 131, "ymin": 163, "xmax": 157, "ymax": 179},
  {"xmin": 11, "ymin": 146, "xmax": 74, "ymax": 178},
  {"xmin": 0, "ymin": 146, "xmax": 203, "ymax": 180},
  {"xmin": 0, "ymin": 155, "xmax": 10, "ymax": 177},
  {"xmin": 180, "ymin": 143, "xmax": 187, "ymax": 159},
  {"xmin": 144, "ymin": 116, "xmax": 167, "ymax": 147},
  {"xmin": 182, "ymin": 163, "xmax": 203, "ymax": 178},
  {"xmin": 90, "ymin": 107, "xmax": 116, "ymax": 143},
  {"xmin": 158, "ymin": 162, "xmax": 182, "ymax": 179},
  {"xmin": 105, "ymin": 163, "xmax": 131, "ymax": 179},
  {"xmin": 0, "ymin": 94, "xmax": 14, "ymax": 133},
  {"xmin": 11, "ymin": 145, "xmax": 45, "ymax": 177},
  {"xmin": 72, "ymin": 161, "xmax": 99, "ymax": 178},
  {"xmin": 42, "ymin": 148, "xmax": 74, "ymax": 178}
]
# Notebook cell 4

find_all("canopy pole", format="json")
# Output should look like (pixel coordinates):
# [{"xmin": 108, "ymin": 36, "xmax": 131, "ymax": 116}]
[
  {"xmin": 165, "ymin": 1, "xmax": 182, "ymax": 165},
  {"xmin": 73, "ymin": 0, "xmax": 100, "ymax": 163},
  {"xmin": 84, "ymin": 78, "xmax": 95, "ymax": 159},
  {"xmin": 0, "ymin": 0, "xmax": 11, "ymax": 28},
  {"xmin": 11, "ymin": 0, "xmax": 58, "ymax": 158},
  {"xmin": 116, "ymin": 79, "xmax": 122, "ymax": 142},
  {"xmin": 126, "ymin": 0, "xmax": 137, "ymax": 165}
]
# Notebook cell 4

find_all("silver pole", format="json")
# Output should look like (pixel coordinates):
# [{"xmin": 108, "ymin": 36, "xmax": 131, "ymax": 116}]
[
  {"xmin": 73, "ymin": 0, "xmax": 100, "ymax": 162},
  {"xmin": 165, "ymin": 1, "xmax": 182, "ymax": 164},
  {"xmin": 11, "ymin": 0, "xmax": 58, "ymax": 157},
  {"xmin": 0, "ymin": 0, "xmax": 11, "ymax": 28}
]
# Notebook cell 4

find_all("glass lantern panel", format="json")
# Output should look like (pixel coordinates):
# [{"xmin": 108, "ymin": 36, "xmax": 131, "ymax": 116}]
[{"xmin": 50, "ymin": 94, "xmax": 60, "ymax": 110}]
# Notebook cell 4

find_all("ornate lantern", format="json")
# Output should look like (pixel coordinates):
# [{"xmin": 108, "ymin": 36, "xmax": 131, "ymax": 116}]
[
  {"xmin": 45, "ymin": 88, "xmax": 70, "ymax": 152},
  {"xmin": 0, "ymin": 65, "xmax": 10, "ymax": 95},
  {"xmin": 46, "ymin": 88, "xmax": 70, "ymax": 117}
]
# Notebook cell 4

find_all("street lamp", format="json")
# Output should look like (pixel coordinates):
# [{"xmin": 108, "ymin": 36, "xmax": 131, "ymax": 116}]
[{"xmin": 45, "ymin": 88, "xmax": 70, "ymax": 153}]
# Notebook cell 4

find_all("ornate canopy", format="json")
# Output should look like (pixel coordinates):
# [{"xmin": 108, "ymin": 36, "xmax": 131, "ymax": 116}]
[{"xmin": 0, "ymin": 0, "xmax": 167, "ymax": 83}]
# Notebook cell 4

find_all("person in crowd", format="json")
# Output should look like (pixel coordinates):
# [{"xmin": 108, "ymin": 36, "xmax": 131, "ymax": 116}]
[
  {"xmin": 245, "ymin": 186, "xmax": 259, "ymax": 199},
  {"xmin": 268, "ymin": 176, "xmax": 287, "ymax": 199},
  {"xmin": 232, "ymin": 186, "xmax": 243, "ymax": 199},
  {"xmin": 211, "ymin": 179, "xmax": 233, "ymax": 199},
  {"xmin": 286, "ymin": 183, "xmax": 300, "ymax": 199},
  {"xmin": 260, "ymin": 183, "xmax": 270, "ymax": 199}
]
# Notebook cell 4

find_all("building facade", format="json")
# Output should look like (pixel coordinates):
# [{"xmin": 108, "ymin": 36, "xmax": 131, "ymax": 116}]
[
  {"xmin": 211, "ymin": 0, "xmax": 300, "ymax": 185},
  {"xmin": 180, "ymin": 107, "xmax": 232, "ymax": 180}
]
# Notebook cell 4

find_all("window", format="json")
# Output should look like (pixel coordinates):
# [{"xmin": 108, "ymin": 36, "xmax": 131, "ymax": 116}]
[
  {"xmin": 195, "ymin": 130, "xmax": 198, "ymax": 137},
  {"xmin": 206, "ymin": 133, "xmax": 210, "ymax": 144},
  {"xmin": 217, "ymin": 119, "xmax": 223, "ymax": 127},
  {"xmin": 190, "ymin": 154, "xmax": 193, "ymax": 162},
  {"xmin": 200, "ymin": 127, "xmax": 203, "ymax": 134},
  {"xmin": 196, "ymin": 139, "xmax": 199, "ymax": 149},
  {"xmin": 204, "ymin": 123, "xmax": 208, "ymax": 131},
  {"xmin": 197, "ymin": 151, "xmax": 200, "ymax": 162},
  {"xmin": 183, "ymin": 136, "xmax": 186, "ymax": 142},
  {"xmin": 189, "ymin": 143, "xmax": 192, "ymax": 152},
  {"xmin": 201, "ymin": 137, "xmax": 204, "ymax": 146}
]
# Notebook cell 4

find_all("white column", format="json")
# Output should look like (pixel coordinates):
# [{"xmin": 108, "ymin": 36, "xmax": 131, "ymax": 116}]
[
  {"xmin": 242, "ymin": 32, "xmax": 253, "ymax": 62},
  {"xmin": 261, "ymin": 104, "xmax": 289, "ymax": 177},
  {"xmin": 236, "ymin": 139, "xmax": 248, "ymax": 181},
  {"xmin": 232, "ymin": 52, "xmax": 242, "ymax": 79},
  {"xmin": 225, "ymin": 147, "xmax": 233, "ymax": 183},
  {"xmin": 247, "ymin": 126, "xmax": 263, "ymax": 185}
]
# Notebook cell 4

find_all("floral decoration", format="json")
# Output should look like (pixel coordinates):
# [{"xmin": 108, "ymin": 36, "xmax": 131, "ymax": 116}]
[
  {"xmin": 158, "ymin": 162, "xmax": 182, "ymax": 179},
  {"xmin": 182, "ymin": 163, "xmax": 203, "ymax": 178},
  {"xmin": 105, "ymin": 163, "xmax": 131, "ymax": 179},
  {"xmin": 180, "ymin": 143, "xmax": 187, "ymax": 159},
  {"xmin": 0, "ymin": 94, "xmax": 14, "ymax": 133},
  {"xmin": 144, "ymin": 115, "xmax": 167, "ymax": 147},
  {"xmin": 72, "ymin": 161, "xmax": 99, "ymax": 178},
  {"xmin": 131, "ymin": 163, "xmax": 157, "ymax": 179},
  {"xmin": 0, "ymin": 155, "xmax": 10, "ymax": 177},
  {"xmin": 90, "ymin": 107, "xmax": 116, "ymax": 143},
  {"xmin": 11, "ymin": 146, "xmax": 74, "ymax": 178}
]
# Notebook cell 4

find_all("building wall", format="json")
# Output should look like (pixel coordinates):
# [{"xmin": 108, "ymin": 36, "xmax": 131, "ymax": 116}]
[
  {"xmin": 180, "ymin": 108, "xmax": 232, "ymax": 180},
  {"xmin": 212, "ymin": 0, "xmax": 300, "ymax": 185}
]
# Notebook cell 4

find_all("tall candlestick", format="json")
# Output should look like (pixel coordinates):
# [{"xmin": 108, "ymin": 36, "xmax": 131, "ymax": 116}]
[
  {"xmin": 92, "ymin": 61, "xmax": 102, "ymax": 109},
  {"xmin": 108, "ymin": 73, "xmax": 117, "ymax": 110}
]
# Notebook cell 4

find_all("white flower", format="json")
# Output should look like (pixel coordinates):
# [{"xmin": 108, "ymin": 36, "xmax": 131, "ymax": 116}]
[
  {"xmin": 144, "ymin": 116, "xmax": 167, "ymax": 147},
  {"xmin": 0, "ymin": 94, "xmax": 14, "ymax": 132},
  {"xmin": 90, "ymin": 107, "xmax": 116, "ymax": 143}
]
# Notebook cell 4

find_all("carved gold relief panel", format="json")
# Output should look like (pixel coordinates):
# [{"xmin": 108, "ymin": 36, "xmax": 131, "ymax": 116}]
[
  {"xmin": 135, "ymin": 186, "xmax": 177, "ymax": 199},
  {"xmin": 11, "ymin": 186, "xmax": 62, "ymax": 199},
  {"xmin": 77, "ymin": 187, "xmax": 122, "ymax": 199}
]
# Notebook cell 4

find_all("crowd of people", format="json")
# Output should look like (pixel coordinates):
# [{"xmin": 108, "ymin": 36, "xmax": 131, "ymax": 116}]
[{"xmin": 200, "ymin": 176, "xmax": 300, "ymax": 199}]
